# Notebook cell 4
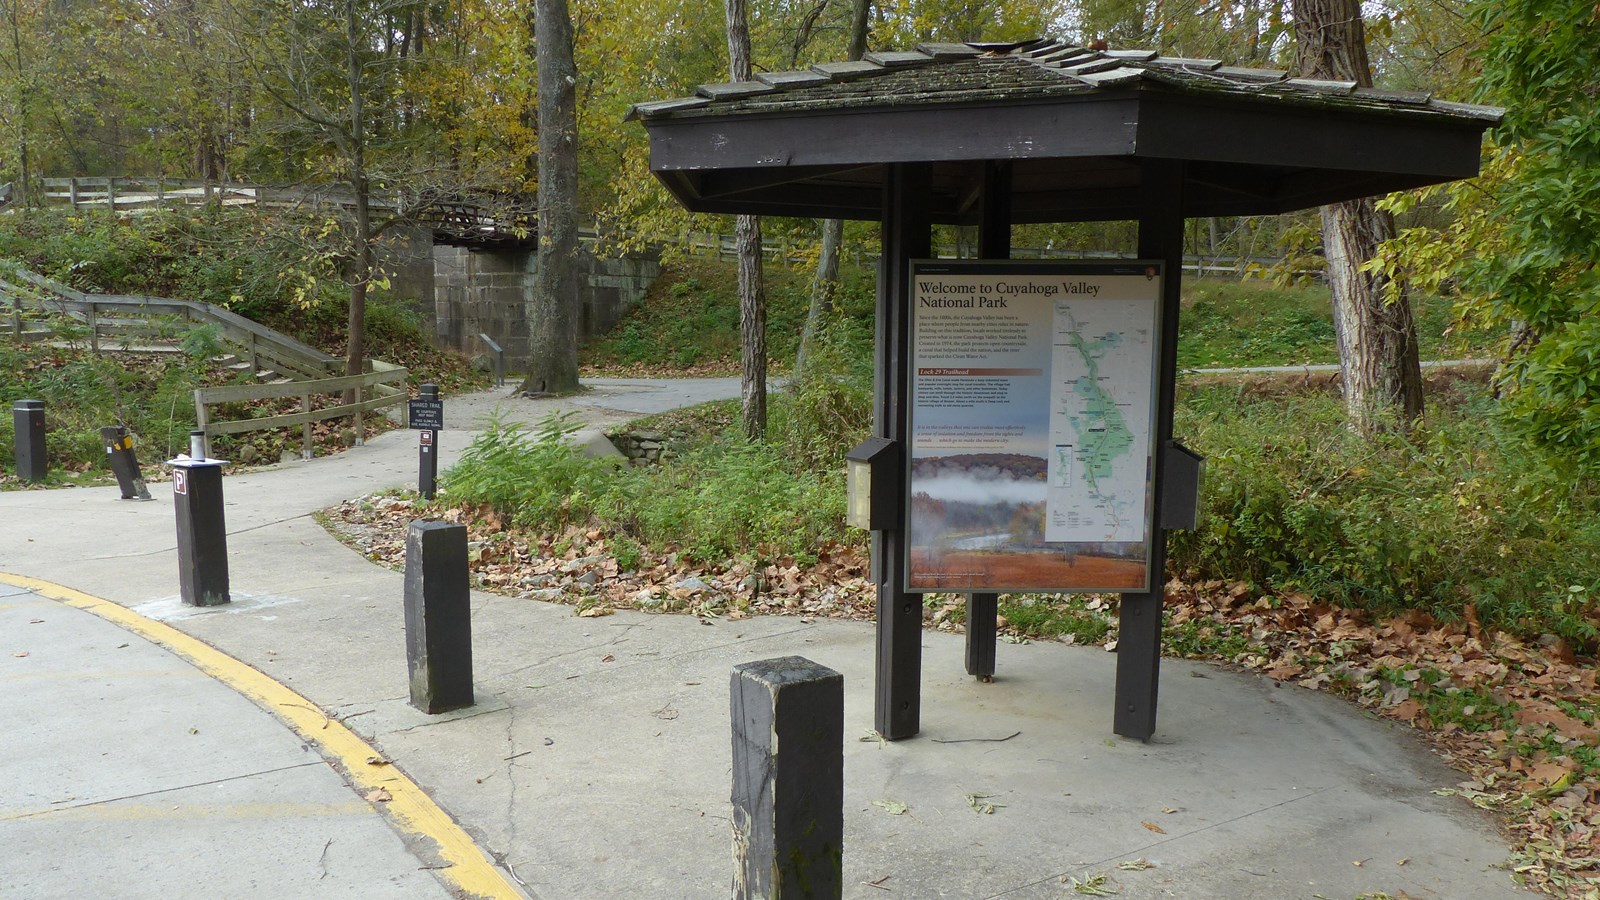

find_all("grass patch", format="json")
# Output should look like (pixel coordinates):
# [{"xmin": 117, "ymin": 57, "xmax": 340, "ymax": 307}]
[
  {"xmin": 1175, "ymin": 275, "xmax": 1498, "ymax": 369},
  {"xmin": 0, "ymin": 335, "xmax": 219, "ymax": 479},
  {"xmin": 1000, "ymin": 596, "xmax": 1114, "ymax": 644},
  {"xmin": 581, "ymin": 256, "xmax": 877, "ymax": 374},
  {"xmin": 586, "ymin": 260, "xmax": 1495, "ymax": 377},
  {"xmin": 444, "ymin": 410, "xmax": 852, "ymax": 564}
]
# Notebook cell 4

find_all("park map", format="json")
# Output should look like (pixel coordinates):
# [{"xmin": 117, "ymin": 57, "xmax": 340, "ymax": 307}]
[{"xmin": 1046, "ymin": 299, "xmax": 1155, "ymax": 544}]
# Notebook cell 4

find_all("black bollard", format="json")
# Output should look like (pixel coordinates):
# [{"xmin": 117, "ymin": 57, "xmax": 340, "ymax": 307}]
[
  {"xmin": 100, "ymin": 425, "xmax": 151, "ymax": 501},
  {"xmin": 403, "ymin": 520, "xmax": 473, "ymax": 714},
  {"xmin": 12, "ymin": 399, "xmax": 46, "ymax": 482},
  {"xmin": 170, "ymin": 431, "xmax": 230, "ymax": 607},
  {"xmin": 731, "ymin": 656, "xmax": 844, "ymax": 900}
]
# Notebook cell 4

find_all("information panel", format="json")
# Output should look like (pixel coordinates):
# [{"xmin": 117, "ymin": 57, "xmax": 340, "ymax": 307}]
[
  {"xmin": 905, "ymin": 260, "xmax": 1162, "ymax": 593},
  {"xmin": 408, "ymin": 398, "xmax": 444, "ymax": 431}
]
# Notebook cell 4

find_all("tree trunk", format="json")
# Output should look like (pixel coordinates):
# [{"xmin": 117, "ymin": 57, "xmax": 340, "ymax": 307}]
[
  {"xmin": 1319, "ymin": 200, "xmax": 1422, "ymax": 426},
  {"xmin": 796, "ymin": 0, "xmax": 869, "ymax": 380},
  {"xmin": 522, "ymin": 0, "xmax": 581, "ymax": 395},
  {"xmin": 347, "ymin": 186, "xmax": 372, "ymax": 380},
  {"xmin": 795, "ymin": 217, "xmax": 841, "ymax": 379},
  {"xmin": 1293, "ymin": 0, "xmax": 1423, "ymax": 434},
  {"xmin": 9, "ymin": 0, "xmax": 30, "ymax": 206},
  {"xmin": 736, "ymin": 214, "xmax": 768, "ymax": 437},
  {"xmin": 345, "ymin": 0, "xmax": 369, "ymax": 380},
  {"xmin": 726, "ymin": 0, "xmax": 766, "ymax": 438}
]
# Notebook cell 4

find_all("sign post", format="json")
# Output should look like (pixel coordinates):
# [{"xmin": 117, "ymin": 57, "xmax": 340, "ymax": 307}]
[{"xmin": 409, "ymin": 384, "xmax": 444, "ymax": 500}]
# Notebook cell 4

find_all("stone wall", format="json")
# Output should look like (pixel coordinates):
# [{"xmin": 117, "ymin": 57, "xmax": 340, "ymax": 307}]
[
  {"xmin": 379, "ymin": 226, "xmax": 441, "ymax": 324},
  {"xmin": 607, "ymin": 428, "xmax": 673, "ymax": 467},
  {"xmin": 432, "ymin": 243, "xmax": 661, "ymax": 371}
]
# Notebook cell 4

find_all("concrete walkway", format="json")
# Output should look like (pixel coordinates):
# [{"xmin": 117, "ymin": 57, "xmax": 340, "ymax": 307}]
[
  {"xmin": 1, "ymin": 379, "xmax": 1530, "ymax": 899},
  {"xmin": 0, "ymin": 580, "xmax": 455, "ymax": 899}
]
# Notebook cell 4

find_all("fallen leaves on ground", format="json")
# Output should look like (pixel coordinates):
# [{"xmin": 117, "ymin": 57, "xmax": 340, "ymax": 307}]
[
  {"xmin": 1116, "ymin": 859, "xmax": 1154, "ymax": 871},
  {"xmin": 1164, "ymin": 579, "xmax": 1600, "ymax": 897},
  {"xmin": 364, "ymin": 787, "xmax": 392, "ymax": 803},
  {"xmin": 965, "ymin": 792, "xmax": 1004, "ymax": 815},
  {"xmin": 1065, "ymin": 871, "xmax": 1119, "ymax": 896}
]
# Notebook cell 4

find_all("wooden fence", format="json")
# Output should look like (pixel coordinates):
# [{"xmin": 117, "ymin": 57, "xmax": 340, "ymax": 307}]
[
  {"xmin": 38, "ymin": 176, "xmax": 259, "ymax": 210},
  {"xmin": 193, "ymin": 361, "xmax": 408, "ymax": 460},
  {"xmin": 3, "ymin": 267, "xmax": 339, "ymax": 380},
  {"xmin": 2, "ymin": 262, "xmax": 409, "ymax": 454}
]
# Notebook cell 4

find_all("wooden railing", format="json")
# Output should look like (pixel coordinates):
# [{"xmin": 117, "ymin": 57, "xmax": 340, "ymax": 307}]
[
  {"xmin": 193, "ymin": 360, "xmax": 408, "ymax": 459},
  {"xmin": 15, "ymin": 177, "xmax": 535, "ymax": 247},
  {"xmin": 2, "ymin": 267, "xmax": 339, "ymax": 380},
  {"xmin": 36, "ymin": 176, "xmax": 259, "ymax": 210},
  {"xmin": 2, "ymin": 261, "xmax": 409, "ymax": 455}
]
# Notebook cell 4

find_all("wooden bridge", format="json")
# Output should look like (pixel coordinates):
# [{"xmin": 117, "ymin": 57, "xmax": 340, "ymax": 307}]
[{"xmin": 5, "ymin": 177, "xmax": 536, "ymax": 249}]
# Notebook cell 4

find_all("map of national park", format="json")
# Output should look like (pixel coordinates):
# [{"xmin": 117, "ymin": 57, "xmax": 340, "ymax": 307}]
[{"xmin": 1045, "ymin": 300, "xmax": 1156, "ymax": 543}]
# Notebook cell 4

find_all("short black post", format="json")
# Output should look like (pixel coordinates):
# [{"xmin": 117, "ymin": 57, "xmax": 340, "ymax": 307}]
[
  {"xmin": 965, "ymin": 593, "xmax": 998, "ymax": 682},
  {"xmin": 404, "ymin": 520, "xmax": 473, "ymax": 714},
  {"xmin": 100, "ymin": 425, "xmax": 151, "ymax": 501},
  {"xmin": 731, "ymin": 656, "xmax": 843, "ymax": 900},
  {"xmin": 170, "ymin": 431, "xmax": 229, "ymax": 607},
  {"xmin": 12, "ymin": 399, "xmax": 46, "ymax": 482},
  {"xmin": 417, "ymin": 383, "xmax": 440, "ymax": 500}
]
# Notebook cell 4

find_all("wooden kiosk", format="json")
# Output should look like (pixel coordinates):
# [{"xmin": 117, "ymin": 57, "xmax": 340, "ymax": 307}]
[{"xmin": 631, "ymin": 38, "xmax": 1498, "ymax": 741}]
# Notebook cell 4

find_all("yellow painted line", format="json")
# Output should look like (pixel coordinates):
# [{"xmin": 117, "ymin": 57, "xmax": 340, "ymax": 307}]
[{"xmin": 0, "ymin": 573, "xmax": 523, "ymax": 900}]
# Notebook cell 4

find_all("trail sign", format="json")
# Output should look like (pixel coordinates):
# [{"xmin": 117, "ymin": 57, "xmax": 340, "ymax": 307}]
[{"xmin": 408, "ymin": 399, "xmax": 444, "ymax": 430}]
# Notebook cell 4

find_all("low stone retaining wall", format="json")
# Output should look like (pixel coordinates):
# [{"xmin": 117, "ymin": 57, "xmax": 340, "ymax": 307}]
[{"xmin": 606, "ymin": 429, "xmax": 672, "ymax": 467}]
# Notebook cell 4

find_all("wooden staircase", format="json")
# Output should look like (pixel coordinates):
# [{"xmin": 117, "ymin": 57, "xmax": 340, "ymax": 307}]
[{"xmin": 0, "ymin": 266, "xmax": 342, "ymax": 381}]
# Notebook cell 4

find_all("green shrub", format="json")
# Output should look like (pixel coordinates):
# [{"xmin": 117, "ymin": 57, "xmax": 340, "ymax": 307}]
[
  {"xmin": 1170, "ymin": 383, "xmax": 1600, "ymax": 643},
  {"xmin": 441, "ymin": 413, "xmax": 614, "ymax": 531},
  {"xmin": 180, "ymin": 324, "xmax": 226, "ymax": 363},
  {"xmin": 442, "ymin": 404, "xmax": 852, "ymax": 564},
  {"xmin": 597, "ymin": 439, "xmax": 848, "ymax": 563},
  {"xmin": 774, "ymin": 316, "xmax": 874, "ymax": 470}
]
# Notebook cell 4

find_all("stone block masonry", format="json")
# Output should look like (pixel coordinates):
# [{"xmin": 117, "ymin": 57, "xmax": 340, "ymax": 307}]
[{"xmin": 432, "ymin": 241, "xmax": 662, "ymax": 372}]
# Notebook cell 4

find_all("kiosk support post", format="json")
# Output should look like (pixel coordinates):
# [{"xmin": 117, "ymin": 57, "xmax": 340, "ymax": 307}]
[
  {"xmin": 965, "ymin": 161, "xmax": 1012, "ymax": 683},
  {"xmin": 873, "ymin": 163, "xmax": 930, "ymax": 740},
  {"xmin": 1114, "ymin": 158, "xmax": 1187, "ymax": 741}
]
